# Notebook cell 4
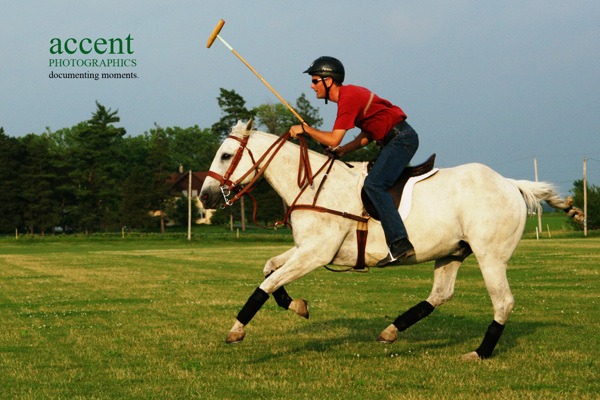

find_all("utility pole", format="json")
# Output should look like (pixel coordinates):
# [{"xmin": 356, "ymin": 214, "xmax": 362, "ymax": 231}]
[
  {"xmin": 583, "ymin": 158, "xmax": 587, "ymax": 237},
  {"xmin": 241, "ymin": 196, "xmax": 246, "ymax": 231},
  {"xmin": 534, "ymin": 157, "xmax": 542, "ymax": 233},
  {"xmin": 188, "ymin": 170, "xmax": 192, "ymax": 241}
]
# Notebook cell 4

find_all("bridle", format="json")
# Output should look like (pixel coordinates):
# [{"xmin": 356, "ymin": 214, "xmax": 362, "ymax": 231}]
[
  {"xmin": 205, "ymin": 131, "xmax": 296, "ymax": 208},
  {"xmin": 206, "ymin": 130, "xmax": 367, "ymax": 224},
  {"xmin": 205, "ymin": 134, "xmax": 255, "ymax": 207}
]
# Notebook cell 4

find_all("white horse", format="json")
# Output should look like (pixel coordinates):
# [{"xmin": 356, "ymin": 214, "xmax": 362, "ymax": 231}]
[{"xmin": 200, "ymin": 120, "xmax": 582, "ymax": 360}]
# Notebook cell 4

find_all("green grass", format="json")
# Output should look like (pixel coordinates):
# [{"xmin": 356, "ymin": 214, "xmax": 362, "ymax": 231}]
[
  {"xmin": 3, "ymin": 223, "xmax": 294, "ymax": 241},
  {"xmin": 0, "ymin": 237, "xmax": 598, "ymax": 399},
  {"xmin": 522, "ymin": 213, "xmax": 594, "ymax": 239}
]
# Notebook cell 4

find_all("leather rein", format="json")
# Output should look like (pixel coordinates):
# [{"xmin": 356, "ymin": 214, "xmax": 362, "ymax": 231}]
[{"xmin": 206, "ymin": 131, "xmax": 368, "ymax": 228}]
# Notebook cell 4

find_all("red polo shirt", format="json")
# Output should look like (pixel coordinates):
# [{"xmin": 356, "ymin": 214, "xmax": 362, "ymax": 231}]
[{"xmin": 333, "ymin": 85, "xmax": 406, "ymax": 141}]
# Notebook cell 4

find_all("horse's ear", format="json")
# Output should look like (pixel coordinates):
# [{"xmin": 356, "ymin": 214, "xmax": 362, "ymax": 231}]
[{"xmin": 244, "ymin": 118, "xmax": 254, "ymax": 135}]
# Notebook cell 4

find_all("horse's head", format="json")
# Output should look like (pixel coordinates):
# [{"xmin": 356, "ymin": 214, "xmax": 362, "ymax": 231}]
[{"xmin": 200, "ymin": 119, "xmax": 256, "ymax": 209}]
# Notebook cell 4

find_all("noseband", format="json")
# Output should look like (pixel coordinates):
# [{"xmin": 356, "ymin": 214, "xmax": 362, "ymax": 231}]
[
  {"xmin": 206, "ymin": 132, "xmax": 293, "ymax": 207},
  {"xmin": 206, "ymin": 134, "xmax": 252, "ymax": 206}
]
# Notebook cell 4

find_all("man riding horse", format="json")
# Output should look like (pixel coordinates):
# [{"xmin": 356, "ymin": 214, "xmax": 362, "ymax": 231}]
[
  {"xmin": 289, "ymin": 56, "xmax": 418, "ymax": 267},
  {"xmin": 201, "ymin": 57, "xmax": 583, "ymax": 359}
]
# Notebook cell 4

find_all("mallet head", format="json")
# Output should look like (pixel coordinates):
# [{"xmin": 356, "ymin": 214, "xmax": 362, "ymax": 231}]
[{"xmin": 207, "ymin": 19, "xmax": 225, "ymax": 48}]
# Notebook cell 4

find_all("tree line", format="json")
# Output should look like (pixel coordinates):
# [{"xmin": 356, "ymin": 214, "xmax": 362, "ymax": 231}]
[
  {"xmin": 0, "ymin": 89, "xmax": 380, "ymax": 235},
  {"xmin": 3, "ymin": 87, "xmax": 593, "ymax": 235}
]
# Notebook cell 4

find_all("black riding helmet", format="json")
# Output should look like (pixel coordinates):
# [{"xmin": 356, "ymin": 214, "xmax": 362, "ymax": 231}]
[{"xmin": 304, "ymin": 56, "xmax": 345, "ymax": 104}]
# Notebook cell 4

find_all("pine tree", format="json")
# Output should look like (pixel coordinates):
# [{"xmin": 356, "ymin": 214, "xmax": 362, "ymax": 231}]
[
  {"xmin": 146, "ymin": 124, "xmax": 175, "ymax": 233},
  {"xmin": 211, "ymin": 88, "xmax": 256, "ymax": 140},
  {"xmin": 68, "ymin": 102, "xmax": 127, "ymax": 233},
  {"xmin": 0, "ymin": 128, "xmax": 25, "ymax": 233},
  {"xmin": 20, "ymin": 134, "xmax": 62, "ymax": 235}
]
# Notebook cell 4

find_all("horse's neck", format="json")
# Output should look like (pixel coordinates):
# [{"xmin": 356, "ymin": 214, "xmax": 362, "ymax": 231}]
[{"xmin": 249, "ymin": 132, "xmax": 330, "ymax": 205}]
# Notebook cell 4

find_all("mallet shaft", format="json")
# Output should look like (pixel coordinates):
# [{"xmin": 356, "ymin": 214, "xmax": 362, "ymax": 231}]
[
  {"xmin": 229, "ymin": 48, "xmax": 305, "ymax": 124},
  {"xmin": 207, "ymin": 19, "xmax": 306, "ymax": 125}
]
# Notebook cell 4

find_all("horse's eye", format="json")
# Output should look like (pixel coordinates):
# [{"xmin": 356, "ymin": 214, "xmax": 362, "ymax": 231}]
[{"xmin": 221, "ymin": 153, "xmax": 232, "ymax": 161}]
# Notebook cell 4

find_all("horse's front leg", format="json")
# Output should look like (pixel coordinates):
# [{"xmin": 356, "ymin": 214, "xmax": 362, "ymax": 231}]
[
  {"xmin": 226, "ymin": 233, "xmax": 342, "ymax": 344},
  {"xmin": 263, "ymin": 247, "xmax": 309, "ymax": 319}
]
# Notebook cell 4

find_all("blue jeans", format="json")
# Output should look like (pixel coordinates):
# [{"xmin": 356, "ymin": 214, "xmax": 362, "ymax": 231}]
[{"xmin": 363, "ymin": 123, "xmax": 419, "ymax": 245}]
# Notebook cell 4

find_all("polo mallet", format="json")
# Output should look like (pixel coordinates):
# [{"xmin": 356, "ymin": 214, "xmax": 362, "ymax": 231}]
[{"xmin": 206, "ymin": 19, "xmax": 306, "ymax": 125}]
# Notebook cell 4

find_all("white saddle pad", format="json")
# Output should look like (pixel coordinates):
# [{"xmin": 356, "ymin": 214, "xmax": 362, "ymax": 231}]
[{"xmin": 359, "ymin": 163, "xmax": 439, "ymax": 220}]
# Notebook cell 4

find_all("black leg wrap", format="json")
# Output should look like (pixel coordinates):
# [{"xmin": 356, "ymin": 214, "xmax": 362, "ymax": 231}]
[
  {"xmin": 475, "ymin": 320, "xmax": 505, "ymax": 359},
  {"xmin": 393, "ymin": 301, "xmax": 435, "ymax": 332},
  {"xmin": 272, "ymin": 286, "xmax": 293, "ymax": 310},
  {"xmin": 236, "ymin": 287, "xmax": 270, "ymax": 325}
]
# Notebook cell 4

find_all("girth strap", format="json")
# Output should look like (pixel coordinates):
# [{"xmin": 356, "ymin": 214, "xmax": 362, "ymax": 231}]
[{"xmin": 289, "ymin": 205, "xmax": 368, "ymax": 223}]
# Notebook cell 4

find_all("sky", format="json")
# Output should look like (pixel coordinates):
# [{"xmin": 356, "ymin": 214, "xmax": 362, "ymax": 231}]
[{"xmin": 1, "ymin": 0, "xmax": 599, "ymax": 197}]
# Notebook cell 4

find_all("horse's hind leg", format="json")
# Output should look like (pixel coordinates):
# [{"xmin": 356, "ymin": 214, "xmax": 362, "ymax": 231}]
[
  {"xmin": 263, "ymin": 247, "xmax": 309, "ymax": 319},
  {"xmin": 378, "ymin": 256, "xmax": 463, "ymax": 343},
  {"xmin": 462, "ymin": 255, "xmax": 514, "ymax": 360}
]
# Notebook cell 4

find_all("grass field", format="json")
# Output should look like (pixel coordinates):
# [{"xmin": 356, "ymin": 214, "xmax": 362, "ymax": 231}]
[
  {"xmin": 523, "ymin": 213, "xmax": 587, "ymax": 238},
  {"xmin": 0, "ymin": 235, "xmax": 598, "ymax": 399}
]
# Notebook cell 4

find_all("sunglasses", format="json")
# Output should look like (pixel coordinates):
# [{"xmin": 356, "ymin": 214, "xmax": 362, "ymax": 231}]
[{"xmin": 311, "ymin": 78, "xmax": 325, "ymax": 85}]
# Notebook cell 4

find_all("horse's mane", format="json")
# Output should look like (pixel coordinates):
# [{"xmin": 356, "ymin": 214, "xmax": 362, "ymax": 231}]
[
  {"xmin": 234, "ymin": 126, "xmax": 331, "ymax": 162},
  {"xmin": 228, "ymin": 120, "xmax": 362, "ymax": 170}
]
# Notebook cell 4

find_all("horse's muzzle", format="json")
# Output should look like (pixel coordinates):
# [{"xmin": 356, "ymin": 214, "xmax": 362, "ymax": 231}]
[{"xmin": 200, "ymin": 187, "xmax": 222, "ymax": 210}]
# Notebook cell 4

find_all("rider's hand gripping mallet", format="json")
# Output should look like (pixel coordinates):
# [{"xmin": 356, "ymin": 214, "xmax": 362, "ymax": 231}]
[{"xmin": 206, "ymin": 19, "xmax": 307, "ymax": 125}]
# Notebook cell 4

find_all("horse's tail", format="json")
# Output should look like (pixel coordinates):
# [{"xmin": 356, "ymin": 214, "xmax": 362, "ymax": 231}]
[{"xmin": 508, "ymin": 179, "xmax": 584, "ymax": 222}]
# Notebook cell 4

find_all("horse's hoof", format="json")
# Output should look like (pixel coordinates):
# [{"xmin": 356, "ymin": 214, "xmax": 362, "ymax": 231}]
[
  {"xmin": 293, "ymin": 299, "xmax": 310, "ymax": 319},
  {"xmin": 377, "ymin": 325, "xmax": 398, "ymax": 343},
  {"xmin": 226, "ymin": 330, "xmax": 246, "ymax": 344},
  {"xmin": 461, "ymin": 351, "xmax": 482, "ymax": 361}
]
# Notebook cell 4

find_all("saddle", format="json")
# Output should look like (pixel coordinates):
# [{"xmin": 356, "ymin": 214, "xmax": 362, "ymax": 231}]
[{"xmin": 361, "ymin": 154, "xmax": 436, "ymax": 221}]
